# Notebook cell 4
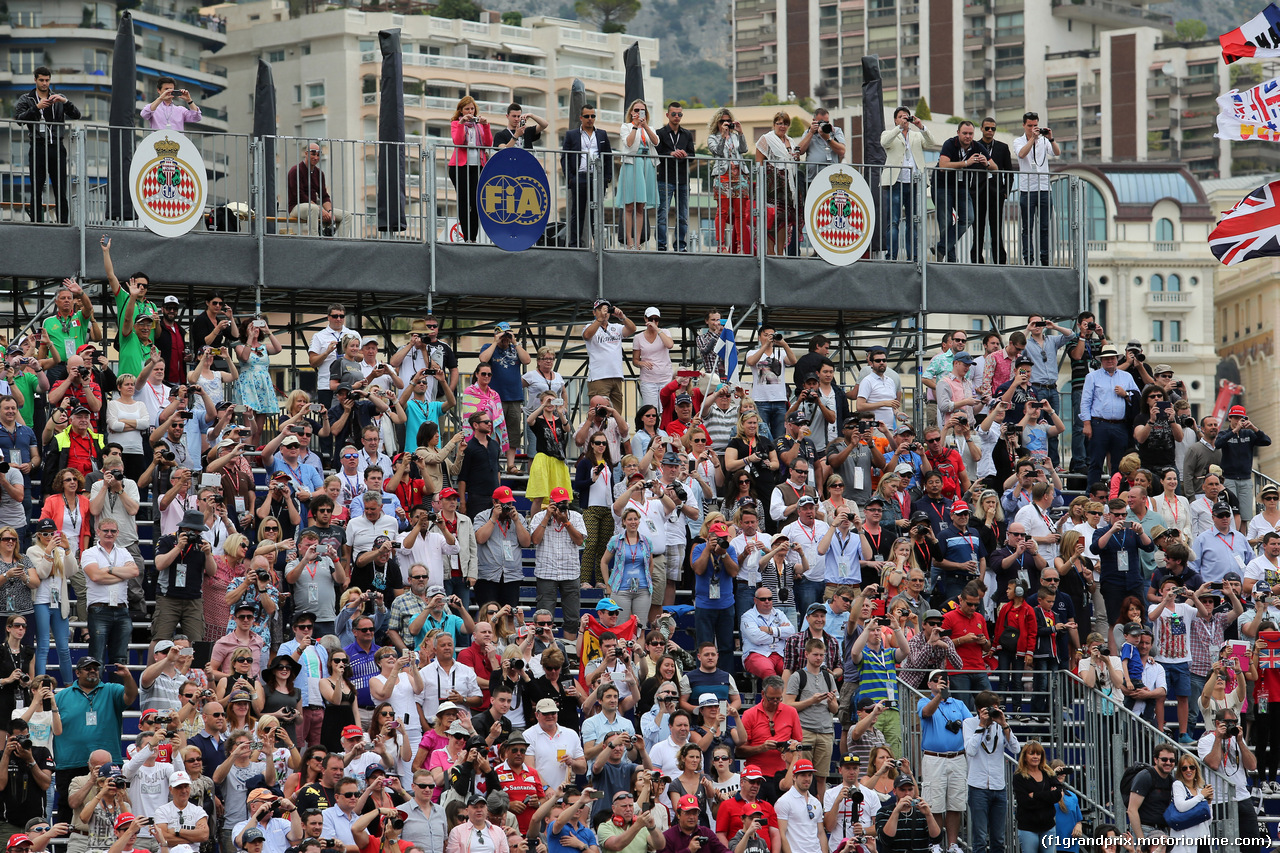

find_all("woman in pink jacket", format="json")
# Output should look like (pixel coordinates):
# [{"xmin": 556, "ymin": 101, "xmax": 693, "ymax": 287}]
[
  {"xmin": 446, "ymin": 794, "xmax": 511, "ymax": 853},
  {"xmin": 450, "ymin": 96, "xmax": 494, "ymax": 243}
]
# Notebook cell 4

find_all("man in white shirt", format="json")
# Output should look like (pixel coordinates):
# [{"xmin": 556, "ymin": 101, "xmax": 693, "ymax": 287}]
[
  {"xmin": 854, "ymin": 345, "xmax": 902, "ymax": 428},
  {"xmin": 1148, "ymin": 578, "xmax": 1212, "ymax": 744},
  {"xmin": 121, "ymin": 731, "xmax": 175, "ymax": 841},
  {"xmin": 526, "ymin": 698, "xmax": 587, "ymax": 788},
  {"xmin": 1013, "ymin": 111, "xmax": 1059, "ymax": 267},
  {"xmin": 646, "ymin": 708, "xmax": 694, "ymax": 778},
  {"xmin": 81, "ymin": 520, "xmax": 140, "ymax": 666},
  {"xmin": 418, "ymin": 632, "xmax": 481, "ymax": 721},
  {"xmin": 278, "ymin": 613, "xmax": 329, "ymax": 749},
  {"xmin": 774, "ymin": 759, "xmax": 828, "ymax": 853},
  {"xmin": 308, "ymin": 304, "xmax": 354, "ymax": 404},
  {"xmin": 781, "ymin": 496, "xmax": 831, "ymax": 618},
  {"xmin": 963, "ymin": 693, "xmax": 1019, "ymax": 853},
  {"xmin": 154, "ymin": 770, "xmax": 212, "ymax": 851},
  {"xmin": 1198, "ymin": 709, "xmax": 1261, "ymax": 841},
  {"xmin": 1012, "ymin": 482, "xmax": 1059, "ymax": 565},
  {"xmin": 581, "ymin": 299, "xmax": 636, "ymax": 416},
  {"xmin": 345, "ymin": 493, "xmax": 401, "ymax": 561},
  {"xmin": 821, "ymin": 755, "xmax": 879, "ymax": 852}
]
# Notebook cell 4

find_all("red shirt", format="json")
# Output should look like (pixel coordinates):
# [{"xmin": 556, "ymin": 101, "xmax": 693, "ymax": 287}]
[
  {"xmin": 739, "ymin": 703, "xmax": 803, "ymax": 777},
  {"xmin": 715, "ymin": 796, "xmax": 778, "ymax": 851},
  {"xmin": 67, "ymin": 430, "xmax": 100, "ymax": 475},
  {"xmin": 396, "ymin": 477, "xmax": 426, "ymax": 510},
  {"xmin": 494, "ymin": 761, "xmax": 545, "ymax": 832},
  {"xmin": 458, "ymin": 643, "xmax": 494, "ymax": 709},
  {"xmin": 941, "ymin": 608, "xmax": 989, "ymax": 671},
  {"xmin": 162, "ymin": 322, "xmax": 186, "ymax": 384}
]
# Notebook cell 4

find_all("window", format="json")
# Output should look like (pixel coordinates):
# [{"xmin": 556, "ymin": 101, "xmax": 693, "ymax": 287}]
[
  {"xmin": 995, "ymin": 12, "xmax": 1023, "ymax": 37},
  {"xmin": 1150, "ymin": 274, "xmax": 1164, "ymax": 292},
  {"xmin": 301, "ymin": 43, "xmax": 311, "ymax": 56},
  {"xmin": 996, "ymin": 78, "xmax": 1024, "ymax": 102},
  {"xmin": 293, "ymin": 85, "xmax": 302, "ymax": 104},
  {"xmin": 1167, "ymin": 273, "xmax": 1181, "ymax": 291},
  {"xmin": 1085, "ymin": 182, "xmax": 1105, "ymax": 241},
  {"xmin": 83, "ymin": 48, "xmax": 110, "ymax": 74},
  {"xmin": 305, "ymin": 81, "xmax": 326, "ymax": 108},
  {"xmin": 1169, "ymin": 320, "xmax": 1181, "ymax": 342},
  {"xmin": 1155, "ymin": 218, "xmax": 1174, "ymax": 242},
  {"xmin": 1152, "ymin": 320, "xmax": 1164, "ymax": 342},
  {"xmin": 1047, "ymin": 77, "xmax": 1077, "ymax": 99},
  {"xmin": 9, "ymin": 49, "xmax": 44, "ymax": 75},
  {"xmin": 971, "ymin": 319, "xmax": 984, "ymax": 332},
  {"xmin": 268, "ymin": 50, "xmax": 285, "ymax": 63},
  {"xmin": 995, "ymin": 45, "xmax": 1023, "ymax": 69}
]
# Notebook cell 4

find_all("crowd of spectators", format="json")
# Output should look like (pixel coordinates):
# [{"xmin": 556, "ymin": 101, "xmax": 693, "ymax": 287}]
[{"xmin": 0, "ymin": 234, "xmax": 1272, "ymax": 853}]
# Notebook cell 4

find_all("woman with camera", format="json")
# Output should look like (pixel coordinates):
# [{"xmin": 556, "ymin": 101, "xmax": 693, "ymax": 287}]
[
  {"xmin": 370, "ymin": 646, "xmax": 425, "ymax": 777},
  {"xmin": 1133, "ymin": 386, "xmax": 1183, "ymax": 474},
  {"xmin": 860, "ymin": 746, "xmax": 902, "ymax": 798},
  {"xmin": 319, "ymin": 648, "xmax": 360, "ymax": 751},
  {"xmin": 81, "ymin": 763, "xmax": 133, "ymax": 851},
  {"xmin": 754, "ymin": 111, "xmax": 800, "ymax": 255},
  {"xmin": 492, "ymin": 644, "xmax": 533, "ymax": 729},
  {"xmin": 256, "ymin": 654, "xmax": 304, "ymax": 745},
  {"xmin": 216, "ymin": 649, "xmax": 262, "ymax": 706},
  {"xmin": 187, "ymin": 344, "xmax": 238, "ymax": 449},
  {"xmin": 330, "ymin": 334, "xmax": 365, "ymax": 390},
  {"xmin": 27, "ymin": 520, "xmax": 73, "ymax": 683},
  {"xmin": 1168, "ymin": 755, "xmax": 1212, "ymax": 853},
  {"xmin": 666, "ymin": 742, "xmax": 715, "ymax": 826},
  {"xmin": 223, "ymin": 550, "xmax": 278, "ymax": 651},
  {"xmin": 615, "ymin": 99, "xmax": 660, "ymax": 250},
  {"xmin": 602, "ymin": 507, "xmax": 655, "ymax": 623},
  {"xmin": 448, "ymin": 96, "xmax": 493, "ymax": 244},
  {"xmin": 525, "ymin": 391, "xmax": 571, "ymax": 516},
  {"xmin": 1012, "ymin": 741, "xmax": 1062, "ymax": 853},
  {"xmin": 106, "ymin": 374, "xmax": 150, "ymax": 483},
  {"xmin": 233, "ymin": 318, "xmax": 284, "ymax": 448},
  {"xmin": 0, "ymin": 613, "xmax": 34, "ymax": 734},
  {"xmin": 725, "ymin": 412, "xmax": 778, "ymax": 499},
  {"xmin": 575, "ymin": 431, "xmax": 617, "ymax": 590}
]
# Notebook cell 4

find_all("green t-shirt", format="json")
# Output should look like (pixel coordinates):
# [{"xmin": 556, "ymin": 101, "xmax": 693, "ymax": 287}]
[
  {"xmin": 115, "ymin": 289, "xmax": 158, "ymax": 378},
  {"xmin": 41, "ymin": 311, "xmax": 91, "ymax": 364},
  {"xmin": 12, "ymin": 372, "xmax": 38, "ymax": 427}
]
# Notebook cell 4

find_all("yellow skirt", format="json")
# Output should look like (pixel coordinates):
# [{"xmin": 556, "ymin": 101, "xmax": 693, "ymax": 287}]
[{"xmin": 526, "ymin": 453, "xmax": 572, "ymax": 501}]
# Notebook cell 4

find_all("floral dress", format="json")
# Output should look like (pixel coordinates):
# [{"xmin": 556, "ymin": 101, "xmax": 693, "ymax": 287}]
[
  {"xmin": 0, "ymin": 556, "xmax": 34, "ymax": 617},
  {"xmin": 225, "ymin": 578, "xmax": 278, "ymax": 649},
  {"xmin": 460, "ymin": 383, "xmax": 509, "ymax": 453},
  {"xmin": 235, "ymin": 345, "xmax": 277, "ymax": 413},
  {"xmin": 203, "ymin": 556, "xmax": 242, "ymax": 642}
]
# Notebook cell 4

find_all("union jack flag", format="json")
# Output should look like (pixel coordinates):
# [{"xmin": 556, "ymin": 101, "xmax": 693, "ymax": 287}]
[
  {"xmin": 1259, "ymin": 643, "xmax": 1280, "ymax": 670},
  {"xmin": 1208, "ymin": 178, "xmax": 1280, "ymax": 266}
]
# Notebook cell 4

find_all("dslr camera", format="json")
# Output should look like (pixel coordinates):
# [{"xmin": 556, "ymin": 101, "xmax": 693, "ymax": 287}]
[
  {"xmin": 820, "ymin": 122, "xmax": 833, "ymax": 134},
  {"xmin": 596, "ymin": 405, "xmax": 609, "ymax": 420},
  {"xmin": 553, "ymin": 500, "xmax": 571, "ymax": 513},
  {"xmin": 944, "ymin": 719, "xmax": 963, "ymax": 734},
  {"xmin": 670, "ymin": 481, "xmax": 688, "ymax": 502},
  {"xmin": 256, "ymin": 569, "xmax": 272, "ymax": 582}
]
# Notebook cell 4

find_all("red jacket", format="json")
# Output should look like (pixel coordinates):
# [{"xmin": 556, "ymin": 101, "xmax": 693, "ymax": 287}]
[
  {"xmin": 994, "ymin": 600, "xmax": 1038, "ymax": 657},
  {"xmin": 450, "ymin": 119, "xmax": 494, "ymax": 167},
  {"xmin": 39, "ymin": 492, "xmax": 93, "ymax": 553}
]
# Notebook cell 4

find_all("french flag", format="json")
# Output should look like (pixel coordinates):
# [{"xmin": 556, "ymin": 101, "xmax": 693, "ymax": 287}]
[{"xmin": 1222, "ymin": 4, "xmax": 1280, "ymax": 64}]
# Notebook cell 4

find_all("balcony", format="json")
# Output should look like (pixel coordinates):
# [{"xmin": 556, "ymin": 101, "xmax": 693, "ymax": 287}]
[
  {"xmin": 1050, "ymin": 0, "xmax": 1173, "ymax": 31},
  {"xmin": 1149, "ymin": 341, "xmax": 1193, "ymax": 358},
  {"xmin": 558, "ymin": 105, "xmax": 623, "ymax": 123},
  {"xmin": 736, "ymin": 0, "xmax": 765, "ymax": 15},
  {"xmin": 1080, "ymin": 83, "xmax": 1100, "ymax": 105},
  {"xmin": 1047, "ymin": 91, "xmax": 1078, "ymax": 107},
  {"xmin": 868, "ymin": 6, "xmax": 898, "ymax": 20},
  {"xmin": 1181, "ymin": 76, "xmax": 1217, "ymax": 96},
  {"xmin": 1181, "ymin": 141, "xmax": 1218, "ymax": 161},
  {"xmin": 963, "ymin": 0, "xmax": 991, "ymax": 10},
  {"xmin": 1147, "ymin": 75, "xmax": 1178, "ymax": 96},
  {"xmin": 557, "ymin": 64, "xmax": 626, "ymax": 84},
  {"xmin": 1081, "ymin": 116, "xmax": 1101, "ymax": 135},
  {"xmin": 868, "ymin": 38, "xmax": 899, "ymax": 55},
  {"xmin": 1147, "ymin": 108, "xmax": 1175, "ymax": 130},
  {"xmin": 964, "ymin": 27, "xmax": 993, "ymax": 48},
  {"xmin": 364, "ymin": 51, "xmax": 549, "ymax": 80},
  {"xmin": 739, "ymin": 23, "xmax": 778, "ymax": 43},
  {"xmin": 965, "ymin": 92, "xmax": 995, "ymax": 113},
  {"xmin": 1180, "ymin": 108, "xmax": 1214, "ymax": 129},
  {"xmin": 1146, "ymin": 290, "xmax": 1189, "ymax": 309},
  {"xmin": 141, "ymin": 47, "xmax": 227, "ymax": 78},
  {"xmin": 964, "ymin": 58, "xmax": 993, "ymax": 79},
  {"xmin": 819, "ymin": 18, "xmax": 839, "ymax": 34},
  {"xmin": 900, "ymin": 5, "xmax": 920, "ymax": 21}
]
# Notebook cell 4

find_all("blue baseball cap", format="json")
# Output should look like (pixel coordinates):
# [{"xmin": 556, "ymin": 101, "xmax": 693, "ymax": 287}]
[{"xmin": 596, "ymin": 598, "xmax": 622, "ymax": 613}]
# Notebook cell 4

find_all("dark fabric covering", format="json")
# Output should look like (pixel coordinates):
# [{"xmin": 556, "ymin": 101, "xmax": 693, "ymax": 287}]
[
  {"xmin": 624, "ymin": 43, "xmax": 644, "ymax": 110},
  {"xmin": 108, "ymin": 12, "xmax": 137, "ymax": 221},
  {"xmin": 377, "ymin": 28, "xmax": 407, "ymax": 233},
  {"xmin": 252, "ymin": 59, "xmax": 279, "ymax": 234},
  {"xmin": 862, "ymin": 55, "xmax": 886, "ymax": 252},
  {"xmin": 569, "ymin": 79, "xmax": 586, "ymax": 132}
]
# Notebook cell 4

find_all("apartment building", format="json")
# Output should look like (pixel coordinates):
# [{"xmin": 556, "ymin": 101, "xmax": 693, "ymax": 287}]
[
  {"xmin": 208, "ymin": 1, "xmax": 661, "ymax": 146},
  {"xmin": 0, "ymin": 0, "xmax": 229, "ymax": 130},
  {"xmin": 731, "ymin": 0, "xmax": 1237, "ymax": 178}
]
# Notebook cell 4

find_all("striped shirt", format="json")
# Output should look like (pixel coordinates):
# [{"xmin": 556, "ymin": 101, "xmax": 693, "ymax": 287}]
[
  {"xmin": 704, "ymin": 402, "xmax": 740, "ymax": 452},
  {"xmin": 854, "ymin": 642, "xmax": 897, "ymax": 705}
]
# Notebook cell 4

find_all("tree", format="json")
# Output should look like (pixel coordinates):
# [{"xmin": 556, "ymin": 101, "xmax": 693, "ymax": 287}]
[
  {"xmin": 914, "ymin": 96, "xmax": 932, "ymax": 120},
  {"xmin": 434, "ymin": 0, "xmax": 482, "ymax": 20},
  {"xmin": 501, "ymin": 11, "xmax": 523, "ymax": 25},
  {"xmin": 760, "ymin": 91, "xmax": 781, "ymax": 106},
  {"xmin": 574, "ymin": 0, "xmax": 641, "ymax": 33},
  {"xmin": 1174, "ymin": 18, "xmax": 1207, "ymax": 41}
]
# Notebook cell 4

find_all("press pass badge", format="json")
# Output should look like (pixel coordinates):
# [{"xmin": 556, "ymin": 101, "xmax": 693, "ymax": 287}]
[
  {"xmin": 1116, "ymin": 551, "xmax": 1129, "ymax": 574},
  {"xmin": 853, "ymin": 467, "xmax": 865, "ymax": 492},
  {"xmin": 85, "ymin": 711, "xmax": 98, "ymax": 726}
]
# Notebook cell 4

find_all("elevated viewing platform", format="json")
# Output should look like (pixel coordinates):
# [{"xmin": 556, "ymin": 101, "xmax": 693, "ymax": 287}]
[{"xmin": 0, "ymin": 122, "xmax": 1086, "ymax": 325}]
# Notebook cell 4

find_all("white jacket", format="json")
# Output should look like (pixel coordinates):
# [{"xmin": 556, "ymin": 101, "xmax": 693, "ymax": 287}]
[{"xmin": 880, "ymin": 124, "xmax": 937, "ymax": 186}]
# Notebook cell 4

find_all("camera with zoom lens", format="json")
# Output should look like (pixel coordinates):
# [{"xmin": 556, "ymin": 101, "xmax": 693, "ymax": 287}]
[
  {"xmin": 820, "ymin": 122, "xmax": 833, "ymax": 134},
  {"xmin": 715, "ymin": 536, "xmax": 730, "ymax": 548},
  {"xmin": 77, "ymin": 366, "xmax": 91, "ymax": 378},
  {"xmin": 671, "ymin": 481, "xmax": 688, "ymax": 502},
  {"xmin": 0, "ymin": 460, "xmax": 8, "ymax": 475},
  {"xmin": 256, "ymin": 569, "xmax": 272, "ymax": 582},
  {"xmin": 109, "ymin": 470, "xmax": 124, "ymax": 481},
  {"xmin": 426, "ymin": 510, "xmax": 440, "ymax": 523},
  {"xmin": 553, "ymin": 500, "xmax": 570, "ymax": 513},
  {"xmin": 944, "ymin": 720, "xmax": 963, "ymax": 734},
  {"xmin": 596, "ymin": 406, "xmax": 608, "ymax": 420},
  {"xmin": 1224, "ymin": 724, "xmax": 1240, "ymax": 738}
]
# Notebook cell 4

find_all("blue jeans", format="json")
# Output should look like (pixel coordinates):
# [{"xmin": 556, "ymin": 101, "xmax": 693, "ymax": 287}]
[
  {"xmin": 950, "ymin": 670, "xmax": 991, "ymax": 711},
  {"xmin": 755, "ymin": 401, "xmax": 786, "ymax": 445},
  {"xmin": 1020, "ymin": 190, "xmax": 1052, "ymax": 266},
  {"xmin": 1190, "ymin": 671, "xmax": 1208, "ymax": 728},
  {"xmin": 888, "ymin": 181, "xmax": 916, "ymax": 260},
  {"xmin": 1018, "ymin": 829, "xmax": 1055, "ymax": 853},
  {"xmin": 1032, "ymin": 386, "xmax": 1061, "ymax": 468},
  {"xmin": 88, "ymin": 605, "xmax": 131, "ymax": 665},
  {"xmin": 794, "ymin": 578, "xmax": 826, "ymax": 621},
  {"xmin": 34, "ymin": 602, "xmax": 73, "ymax": 684},
  {"xmin": 934, "ymin": 183, "xmax": 973, "ymax": 261},
  {"xmin": 1087, "ymin": 419, "xmax": 1129, "ymax": 490},
  {"xmin": 1032, "ymin": 657, "xmax": 1059, "ymax": 713},
  {"xmin": 1070, "ymin": 383, "xmax": 1087, "ymax": 473},
  {"xmin": 969, "ymin": 786, "xmax": 1007, "ymax": 853},
  {"xmin": 656, "ymin": 180, "xmax": 689, "ymax": 251},
  {"xmin": 695, "ymin": 605, "xmax": 735, "ymax": 653}
]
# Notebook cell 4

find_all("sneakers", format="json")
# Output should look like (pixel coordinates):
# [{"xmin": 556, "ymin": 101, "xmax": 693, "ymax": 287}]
[
  {"xmin": 948, "ymin": 844, "xmax": 966, "ymax": 853},
  {"xmin": 1178, "ymin": 733, "xmax": 1196, "ymax": 745}
]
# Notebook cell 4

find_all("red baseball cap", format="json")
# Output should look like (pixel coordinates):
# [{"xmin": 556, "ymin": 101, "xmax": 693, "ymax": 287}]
[
  {"xmin": 677, "ymin": 794, "xmax": 701, "ymax": 811},
  {"xmin": 709, "ymin": 522, "xmax": 729, "ymax": 537},
  {"xmin": 741, "ymin": 765, "xmax": 765, "ymax": 780},
  {"xmin": 114, "ymin": 814, "xmax": 137, "ymax": 831},
  {"xmin": 6, "ymin": 836, "xmax": 31, "ymax": 851},
  {"xmin": 950, "ymin": 501, "xmax": 970, "ymax": 514},
  {"xmin": 1229, "ymin": 405, "xmax": 1247, "ymax": 418},
  {"xmin": 791, "ymin": 759, "xmax": 815, "ymax": 774},
  {"xmin": 341, "ymin": 725, "xmax": 364, "ymax": 740},
  {"xmin": 550, "ymin": 487, "xmax": 572, "ymax": 503},
  {"xmin": 439, "ymin": 487, "xmax": 459, "ymax": 500},
  {"xmin": 492, "ymin": 486, "xmax": 515, "ymax": 504}
]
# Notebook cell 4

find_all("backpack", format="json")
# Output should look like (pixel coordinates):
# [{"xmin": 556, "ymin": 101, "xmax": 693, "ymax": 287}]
[
  {"xmin": 1120, "ymin": 763, "xmax": 1154, "ymax": 805},
  {"xmin": 927, "ymin": 450, "xmax": 963, "ymax": 499},
  {"xmin": 796, "ymin": 664, "xmax": 837, "ymax": 697}
]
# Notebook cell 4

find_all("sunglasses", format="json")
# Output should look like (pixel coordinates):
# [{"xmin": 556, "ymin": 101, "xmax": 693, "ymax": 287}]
[
  {"xmin": 591, "ymin": 441, "xmax": 607, "ymax": 447},
  {"xmin": 339, "ymin": 791, "xmax": 359, "ymax": 798},
  {"xmin": 356, "ymin": 627, "xmax": 375, "ymax": 633},
  {"xmin": 410, "ymin": 574, "xmax": 428, "ymax": 580},
  {"xmin": 332, "ymin": 658, "xmax": 348, "ymax": 664},
  {"xmin": 415, "ymin": 783, "xmax": 435, "ymax": 789}
]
